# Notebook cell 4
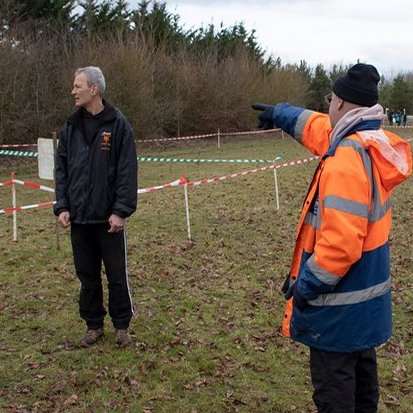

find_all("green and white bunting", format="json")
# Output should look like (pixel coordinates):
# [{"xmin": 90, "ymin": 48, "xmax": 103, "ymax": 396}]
[
  {"xmin": 137, "ymin": 156, "xmax": 282, "ymax": 164},
  {"xmin": 0, "ymin": 150, "xmax": 38, "ymax": 157}
]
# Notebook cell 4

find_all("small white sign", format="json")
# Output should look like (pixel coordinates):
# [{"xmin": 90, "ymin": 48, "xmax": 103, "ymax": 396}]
[{"xmin": 38, "ymin": 138, "xmax": 56, "ymax": 180}]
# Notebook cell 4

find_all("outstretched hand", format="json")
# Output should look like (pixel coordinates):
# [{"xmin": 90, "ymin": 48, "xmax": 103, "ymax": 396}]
[{"xmin": 252, "ymin": 103, "xmax": 276, "ymax": 130}]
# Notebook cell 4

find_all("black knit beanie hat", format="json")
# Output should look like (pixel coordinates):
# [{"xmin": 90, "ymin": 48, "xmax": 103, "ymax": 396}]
[{"xmin": 332, "ymin": 63, "xmax": 380, "ymax": 107}]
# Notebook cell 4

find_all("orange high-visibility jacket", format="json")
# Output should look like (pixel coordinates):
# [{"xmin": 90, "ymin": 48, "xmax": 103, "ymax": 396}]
[{"xmin": 273, "ymin": 103, "xmax": 412, "ymax": 352}]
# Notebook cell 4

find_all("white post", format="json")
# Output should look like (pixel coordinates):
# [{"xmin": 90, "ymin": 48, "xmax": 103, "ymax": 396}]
[
  {"xmin": 11, "ymin": 172, "xmax": 17, "ymax": 241},
  {"xmin": 217, "ymin": 128, "xmax": 221, "ymax": 149},
  {"xmin": 281, "ymin": 130, "xmax": 285, "ymax": 140},
  {"xmin": 184, "ymin": 183, "xmax": 192, "ymax": 240},
  {"xmin": 273, "ymin": 160, "xmax": 280, "ymax": 211}
]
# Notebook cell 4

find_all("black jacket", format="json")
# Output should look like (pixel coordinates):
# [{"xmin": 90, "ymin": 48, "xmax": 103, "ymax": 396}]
[{"xmin": 53, "ymin": 101, "xmax": 137, "ymax": 223}]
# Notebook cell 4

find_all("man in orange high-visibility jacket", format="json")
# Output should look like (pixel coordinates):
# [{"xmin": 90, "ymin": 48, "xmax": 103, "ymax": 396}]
[{"xmin": 254, "ymin": 63, "xmax": 412, "ymax": 412}]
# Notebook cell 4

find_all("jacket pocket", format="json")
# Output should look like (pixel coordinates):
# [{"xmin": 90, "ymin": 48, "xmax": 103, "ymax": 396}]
[{"xmin": 290, "ymin": 306, "xmax": 310, "ymax": 337}]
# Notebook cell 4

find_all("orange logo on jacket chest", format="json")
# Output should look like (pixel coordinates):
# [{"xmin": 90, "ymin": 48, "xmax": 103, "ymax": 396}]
[{"xmin": 101, "ymin": 131, "xmax": 111, "ymax": 150}]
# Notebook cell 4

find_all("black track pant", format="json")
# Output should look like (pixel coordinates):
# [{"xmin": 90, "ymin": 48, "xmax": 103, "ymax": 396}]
[
  {"xmin": 310, "ymin": 347, "xmax": 379, "ymax": 413},
  {"xmin": 70, "ymin": 223, "xmax": 133, "ymax": 330}
]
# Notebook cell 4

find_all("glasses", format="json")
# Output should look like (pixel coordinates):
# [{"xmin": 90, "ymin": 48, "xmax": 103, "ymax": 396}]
[{"xmin": 324, "ymin": 93, "xmax": 332, "ymax": 105}]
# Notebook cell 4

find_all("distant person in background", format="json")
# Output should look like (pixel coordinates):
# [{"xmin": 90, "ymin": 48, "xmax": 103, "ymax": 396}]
[
  {"xmin": 402, "ymin": 111, "xmax": 407, "ymax": 126},
  {"xmin": 395, "ymin": 111, "xmax": 402, "ymax": 126},
  {"xmin": 54, "ymin": 66, "xmax": 137, "ymax": 348},
  {"xmin": 254, "ymin": 63, "xmax": 412, "ymax": 412},
  {"xmin": 387, "ymin": 109, "xmax": 393, "ymax": 125}
]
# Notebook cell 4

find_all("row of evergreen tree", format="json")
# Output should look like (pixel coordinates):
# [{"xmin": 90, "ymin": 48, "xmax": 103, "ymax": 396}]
[{"xmin": 0, "ymin": 0, "xmax": 412, "ymax": 143}]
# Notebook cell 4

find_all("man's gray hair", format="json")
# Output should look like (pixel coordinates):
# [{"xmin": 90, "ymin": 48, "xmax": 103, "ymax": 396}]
[{"xmin": 75, "ymin": 66, "xmax": 106, "ymax": 96}]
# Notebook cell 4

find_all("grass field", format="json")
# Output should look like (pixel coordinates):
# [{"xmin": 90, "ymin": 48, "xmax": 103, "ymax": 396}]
[{"xmin": 1, "ymin": 128, "xmax": 413, "ymax": 413}]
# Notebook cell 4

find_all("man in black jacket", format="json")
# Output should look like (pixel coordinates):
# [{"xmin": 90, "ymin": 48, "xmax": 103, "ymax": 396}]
[{"xmin": 54, "ymin": 66, "xmax": 137, "ymax": 347}]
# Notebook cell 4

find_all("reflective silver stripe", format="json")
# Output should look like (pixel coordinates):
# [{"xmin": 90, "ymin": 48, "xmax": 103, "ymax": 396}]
[
  {"xmin": 338, "ymin": 138, "xmax": 364, "ymax": 150},
  {"xmin": 294, "ymin": 110, "xmax": 314, "ymax": 144},
  {"xmin": 324, "ymin": 195, "xmax": 368, "ymax": 218},
  {"xmin": 304, "ymin": 211, "xmax": 320, "ymax": 230},
  {"xmin": 307, "ymin": 255, "xmax": 340, "ymax": 286},
  {"xmin": 369, "ymin": 176, "xmax": 392, "ymax": 222},
  {"xmin": 123, "ymin": 223, "xmax": 134, "ymax": 315},
  {"xmin": 308, "ymin": 277, "xmax": 391, "ymax": 306},
  {"xmin": 337, "ymin": 138, "xmax": 391, "ymax": 223}
]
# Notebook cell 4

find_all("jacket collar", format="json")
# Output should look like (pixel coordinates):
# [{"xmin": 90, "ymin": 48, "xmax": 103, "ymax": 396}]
[
  {"xmin": 67, "ymin": 99, "xmax": 117, "ymax": 131},
  {"xmin": 324, "ymin": 104, "xmax": 384, "ymax": 158}
]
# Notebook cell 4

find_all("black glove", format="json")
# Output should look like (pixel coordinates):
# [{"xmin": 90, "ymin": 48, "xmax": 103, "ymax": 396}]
[
  {"xmin": 252, "ymin": 103, "xmax": 275, "ymax": 130},
  {"xmin": 282, "ymin": 274, "xmax": 294, "ymax": 299},
  {"xmin": 282, "ymin": 277, "xmax": 307, "ymax": 311},
  {"xmin": 293, "ymin": 283, "xmax": 307, "ymax": 311}
]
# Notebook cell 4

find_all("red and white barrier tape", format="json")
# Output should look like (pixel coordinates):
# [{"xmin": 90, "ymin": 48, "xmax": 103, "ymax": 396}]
[
  {"xmin": 185, "ymin": 156, "xmax": 319, "ymax": 188},
  {"xmin": 136, "ymin": 132, "xmax": 217, "ymax": 143},
  {"xmin": 0, "ymin": 180, "xmax": 13, "ymax": 188},
  {"xmin": 136, "ymin": 128, "xmax": 280, "ymax": 143},
  {"xmin": 0, "ymin": 177, "xmax": 189, "ymax": 213},
  {"xmin": 0, "ymin": 179, "xmax": 56, "ymax": 213},
  {"xmin": 0, "ymin": 143, "xmax": 37, "ymax": 148},
  {"xmin": 0, "ymin": 201, "xmax": 55, "ymax": 214},
  {"xmin": 1, "ymin": 128, "xmax": 279, "ymax": 148},
  {"xmin": 133, "ymin": 155, "xmax": 317, "ymax": 193},
  {"xmin": 137, "ymin": 176, "xmax": 187, "ymax": 194},
  {"xmin": 12, "ymin": 179, "xmax": 55, "ymax": 193},
  {"xmin": 221, "ymin": 128, "xmax": 281, "ymax": 137},
  {"xmin": 0, "ymin": 155, "xmax": 319, "ymax": 214},
  {"xmin": 0, "ymin": 179, "xmax": 54, "ymax": 192}
]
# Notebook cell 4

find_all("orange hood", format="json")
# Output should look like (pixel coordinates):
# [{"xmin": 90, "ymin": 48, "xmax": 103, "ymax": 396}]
[
  {"xmin": 357, "ymin": 129, "xmax": 412, "ymax": 191},
  {"xmin": 330, "ymin": 104, "xmax": 412, "ymax": 191}
]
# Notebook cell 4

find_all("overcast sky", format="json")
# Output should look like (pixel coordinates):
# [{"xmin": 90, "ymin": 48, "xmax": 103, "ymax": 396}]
[{"xmin": 137, "ymin": 0, "xmax": 412, "ymax": 77}]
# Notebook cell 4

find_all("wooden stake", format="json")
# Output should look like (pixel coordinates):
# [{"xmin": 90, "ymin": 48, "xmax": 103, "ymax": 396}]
[{"xmin": 52, "ymin": 131, "xmax": 61, "ymax": 251}]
